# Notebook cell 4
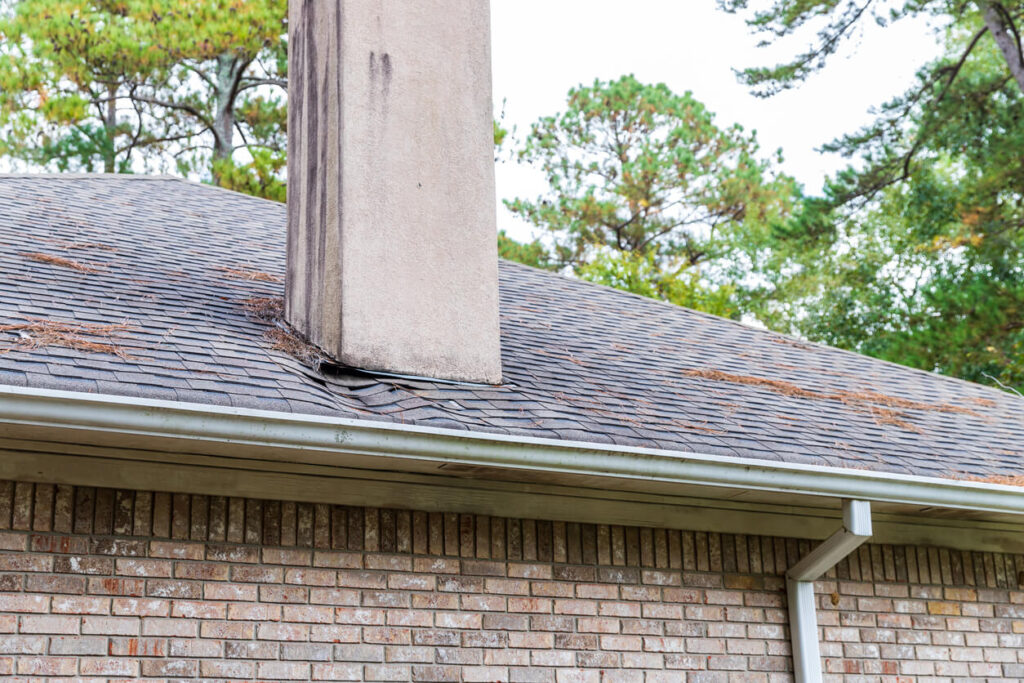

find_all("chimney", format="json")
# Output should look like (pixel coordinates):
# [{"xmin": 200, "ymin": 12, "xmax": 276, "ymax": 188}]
[{"xmin": 286, "ymin": 0, "xmax": 502, "ymax": 384}]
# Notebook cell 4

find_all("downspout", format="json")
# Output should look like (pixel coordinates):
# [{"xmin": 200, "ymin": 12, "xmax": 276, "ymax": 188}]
[{"xmin": 787, "ymin": 499, "xmax": 873, "ymax": 683}]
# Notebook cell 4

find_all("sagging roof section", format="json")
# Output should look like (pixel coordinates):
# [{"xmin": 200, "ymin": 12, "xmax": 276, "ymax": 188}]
[{"xmin": 0, "ymin": 175, "xmax": 1020, "ymax": 480}]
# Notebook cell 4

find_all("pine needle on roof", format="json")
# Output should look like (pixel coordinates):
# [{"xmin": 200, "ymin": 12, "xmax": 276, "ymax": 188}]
[
  {"xmin": 22, "ymin": 252, "xmax": 105, "ymax": 273},
  {"xmin": 239, "ymin": 296, "xmax": 327, "ymax": 370},
  {"xmin": 264, "ymin": 325, "xmax": 328, "ymax": 369},
  {"xmin": 968, "ymin": 475, "xmax": 1024, "ymax": 487},
  {"xmin": 218, "ymin": 266, "xmax": 282, "ymax": 283},
  {"xmin": 242, "ymin": 296, "xmax": 285, "ymax": 321},
  {"xmin": 0, "ymin": 318, "xmax": 136, "ymax": 358},
  {"xmin": 42, "ymin": 237, "xmax": 118, "ymax": 252},
  {"xmin": 683, "ymin": 368, "xmax": 981, "ymax": 434}
]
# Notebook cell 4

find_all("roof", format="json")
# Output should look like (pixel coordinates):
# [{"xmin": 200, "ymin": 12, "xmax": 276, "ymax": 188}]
[{"xmin": 0, "ymin": 175, "xmax": 1020, "ymax": 481}]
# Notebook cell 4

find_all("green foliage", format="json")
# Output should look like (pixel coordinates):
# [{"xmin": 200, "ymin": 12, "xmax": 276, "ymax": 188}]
[
  {"xmin": 507, "ymin": 75, "xmax": 796, "ymax": 315},
  {"xmin": 497, "ymin": 230, "xmax": 553, "ymax": 271},
  {"xmin": 212, "ymin": 148, "xmax": 286, "ymax": 203},
  {"xmin": 748, "ymin": 28, "xmax": 1024, "ymax": 393},
  {"xmin": 0, "ymin": 0, "xmax": 287, "ymax": 199},
  {"xmin": 578, "ymin": 251, "xmax": 739, "ymax": 319}
]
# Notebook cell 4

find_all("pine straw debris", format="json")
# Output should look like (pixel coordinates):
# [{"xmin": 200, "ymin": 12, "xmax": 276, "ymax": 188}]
[
  {"xmin": 242, "ymin": 296, "xmax": 285, "ymax": 322},
  {"xmin": 22, "ymin": 252, "xmax": 106, "ymax": 273},
  {"xmin": 0, "ymin": 318, "xmax": 136, "ymax": 358},
  {"xmin": 264, "ymin": 325, "xmax": 328, "ymax": 369},
  {"xmin": 683, "ymin": 368, "xmax": 981, "ymax": 434},
  {"xmin": 218, "ymin": 265, "xmax": 283, "ymax": 283},
  {"xmin": 42, "ymin": 238, "xmax": 118, "ymax": 252},
  {"xmin": 239, "ymin": 295, "xmax": 328, "ymax": 369},
  {"xmin": 967, "ymin": 474, "xmax": 1024, "ymax": 487}
]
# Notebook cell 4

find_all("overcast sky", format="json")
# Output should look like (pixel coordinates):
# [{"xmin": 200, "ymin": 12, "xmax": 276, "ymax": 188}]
[{"xmin": 490, "ymin": 0, "xmax": 945, "ymax": 241}]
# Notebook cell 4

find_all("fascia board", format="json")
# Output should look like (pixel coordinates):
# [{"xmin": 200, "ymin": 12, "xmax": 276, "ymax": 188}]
[{"xmin": 1, "ymin": 384, "xmax": 1023, "ymax": 518}]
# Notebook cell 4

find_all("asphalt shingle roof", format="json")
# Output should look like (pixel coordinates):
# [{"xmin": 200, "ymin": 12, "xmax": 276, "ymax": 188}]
[{"xmin": 0, "ymin": 175, "xmax": 1021, "ymax": 480}]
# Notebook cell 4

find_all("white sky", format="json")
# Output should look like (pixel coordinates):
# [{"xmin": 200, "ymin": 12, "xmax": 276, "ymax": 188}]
[{"xmin": 490, "ymin": 0, "xmax": 945, "ymax": 242}]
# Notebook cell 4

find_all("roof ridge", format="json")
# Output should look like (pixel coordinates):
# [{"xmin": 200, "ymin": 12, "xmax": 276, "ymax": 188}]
[
  {"xmin": 0, "ymin": 172, "xmax": 288, "ymax": 207},
  {"xmin": 0, "ymin": 173, "xmax": 182, "ymax": 180}
]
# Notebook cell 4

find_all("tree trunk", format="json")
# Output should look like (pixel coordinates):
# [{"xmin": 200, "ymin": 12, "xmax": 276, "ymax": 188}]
[
  {"xmin": 103, "ymin": 84, "xmax": 117, "ymax": 174},
  {"xmin": 210, "ymin": 53, "xmax": 246, "ymax": 184},
  {"xmin": 978, "ymin": 1, "xmax": 1024, "ymax": 92}
]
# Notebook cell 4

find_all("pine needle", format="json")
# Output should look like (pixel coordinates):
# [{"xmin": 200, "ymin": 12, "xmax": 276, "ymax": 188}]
[
  {"xmin": 22, "ymin": 252, "xmax": 105, "ymax": 273},
  {"xmin": 0, "ymin": 318, "xmax": 136, "ymax": 358},
  {"xmin": 218, "ymin": 266, "xmax": 282, "ymax": 283}
]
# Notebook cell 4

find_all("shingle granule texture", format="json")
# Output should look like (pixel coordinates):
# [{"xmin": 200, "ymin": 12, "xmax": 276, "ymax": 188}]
[{"xmin": 0, "ymin": 175, "xmax": 1021, "ymax": 480}]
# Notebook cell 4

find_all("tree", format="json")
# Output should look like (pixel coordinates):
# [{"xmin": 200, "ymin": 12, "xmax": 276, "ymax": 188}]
[
  {"xmin": 719, "ymin": 0, "xmax": 1024, "ymax": 204},
  {"xmin": 125, "ymin": 0, "xmax": 287, "ymax": 190},
  {"xmin": 718, "ymin": 0, "xmax": 1024, "ymax": 96},
  {"xmin": 506, "ymin": 75, "xmax": 796, "ymax": 315},
  {"xmin": 497, "ymin": 230, "xmax": 553, "ymax": 270},
  {"xmin": 0, "ymin": 0, "xmax": 287, "ymax": 198},
  {"xmin": 0, "ymin": 0, "xmax": 169, "ymax": 173},
  {"xmin": 736, "ymin": 20, "xmax": 1024, "ymax": 392}
]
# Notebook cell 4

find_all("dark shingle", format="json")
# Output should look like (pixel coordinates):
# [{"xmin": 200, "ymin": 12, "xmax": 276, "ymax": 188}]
[{"xmin": 0, "ymin": 174, "xmax": 1021, "ymax": 480}]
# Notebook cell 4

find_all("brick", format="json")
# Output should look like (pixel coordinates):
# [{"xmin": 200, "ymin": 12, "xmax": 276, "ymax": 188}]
[
  {"xmin": 412, "ymin": 664, "xmax": 461, "ymax": 681},
  {"xmin": 6, "ymin": 492, "xmax": 1024, "ymax": 683},
  {"xmin": 81, "ymin": 658, "xmax": 141, "ymax": 676},
  {"xmin": 19, "ymin": 614, "xmax": 79, "ymax": 633},
  {"xmin": 50, "ymin": 595, "xmax": 110, "ymax": 614},
  {"xmin": 0, "ymin": 592, "xmax": 48, "ymax": 612},
  {"xmin": 0, "ymin": 635, "xmax": 46, "ymax": 654},
  {"xmin": 261, "ymin": 584, "xmax": 309, "ymax": 603},
  {"xmin": 147, "ymin": 578, "xmax": 202, "ymax": 598},
  {"xmin": 336, "ymin": 606, "xmax": 387, "ymax": 625},
  {"xmin": 82, "ymin": 615, "xmax": 139, "ymax": 635},
  {"xmin": 206, "ymin": 582, "xmax": 259, "ymax": 601},
  {"xmin": 25, "ymin": 574, "xmax": 85, "ymax": 594},
  {"xmin": 311, "ymin": 624, "xmax": 361, "ymax": 643},
  {"xmin": 89, "ymin": 538, "xmax": 146, "ymax": 556},
  {"xmin": 286, "ymin": 567, "xmax": 336, "ymax": 586},
  {"xmin": 31, "ymin": 534, "xmax": 89, "ymax": 554},
  {"xmin": 149, "ymin": 540, "xmax": 205, "ymax": 560},
  {"xmin": 335, "ymin": 643, "xmax": 385, "ymax": 661},
  {"xmin": 225, "ymin": 640, "xmax": 278, "ymax": 659},
  {"xmin": 172, "ymin": 599, "xmax": 226, "ymax": 619},
  {"xmin": 228, "ymin": 602, "xmax": 281, "ymax": 621},
  {"xmin": 282, "ymin": 642, "xmax": 333, "ymax": 660},
  {"xmin": 231, "ymin": 565, "xmax": 284, "ymax": 583},
  {"xmin": 260, "ymin": 622, "xmax": 310, "ymax": 640},
  {"xmin": 202, "ymin": 659, "xmax": 257, "ymax": 678},
  {"xmin": 283, "ymin": 604, "xmax": 334, "ymax": 623},
  {"xmin": 0, "ymin": 553, "xmax": 51, "ymax": 571},
  {"xmin": 17, "ymin": 656, "xmax": 77, "ymax": 675},
  {"xmin": 109, "ymin": 637, "xmax": 167, "ymax": 657},
  {"xmin": 207, "ymin": 543, "xmax": 260, "ymax": 562},
  {"xmin": 264, "ymin": 547, "xmax": 313, "ymax": 565},
  {"xmin": 175, "ymin": 560, "xmax": 230, "ymax": 580},
  {"xmin": 315, "ymin": 550, "xmax": 363, "ymax": 569},
  {"xmin": 115, "ymin": 557, "xmax": 172, "ymax": 577},
  {"xmin": 48, "ymin": 635, "xmax": 107, "ymax": 655},
  {"xmin": 314, "ymin": 662, "xmax": 363, "ymax": 680},
  {"xmin": 143, "ymin": 659, "xmax": 200, "ymax": 675}
]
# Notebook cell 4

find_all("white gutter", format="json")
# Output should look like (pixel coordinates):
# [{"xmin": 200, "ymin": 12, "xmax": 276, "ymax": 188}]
[
  {"xmin": 1, "ymin": 385, "xmax": 1023, "ymax": 516},
  {"xmin": 787, "ymin": 500, "xmax": 873, "ymax": 683}
]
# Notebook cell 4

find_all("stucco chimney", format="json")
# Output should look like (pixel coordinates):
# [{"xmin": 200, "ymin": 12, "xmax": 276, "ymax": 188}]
[{"xmin": 286, "ymin": 0, "xmax": 502, "ymax": 384}]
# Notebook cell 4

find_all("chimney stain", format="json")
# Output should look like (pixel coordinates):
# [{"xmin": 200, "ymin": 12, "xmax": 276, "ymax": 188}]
[
  {"xmin": 381, "ymin": 53, "xmax": 393, "ymax": 98},
  {"xmin": 369, "ymin": 51, "xmax": 393, "ymax": 101}
]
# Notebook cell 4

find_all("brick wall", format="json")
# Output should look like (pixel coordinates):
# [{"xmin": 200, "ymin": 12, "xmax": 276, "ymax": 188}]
[{"xmin": 0, "ymin": 480, "xmax": 1021, "ymax": 681}]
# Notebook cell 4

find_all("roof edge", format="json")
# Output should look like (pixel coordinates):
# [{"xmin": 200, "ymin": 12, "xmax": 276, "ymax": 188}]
[{"xmin": 1, "ymin": 384, "xmax": 1021, "ymax": 516}]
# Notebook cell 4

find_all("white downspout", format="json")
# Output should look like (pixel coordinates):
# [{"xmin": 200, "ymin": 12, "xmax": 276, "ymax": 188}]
[{"xmin": 787, "ymin": 499, "xmax": 873, "ymax": 683}]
